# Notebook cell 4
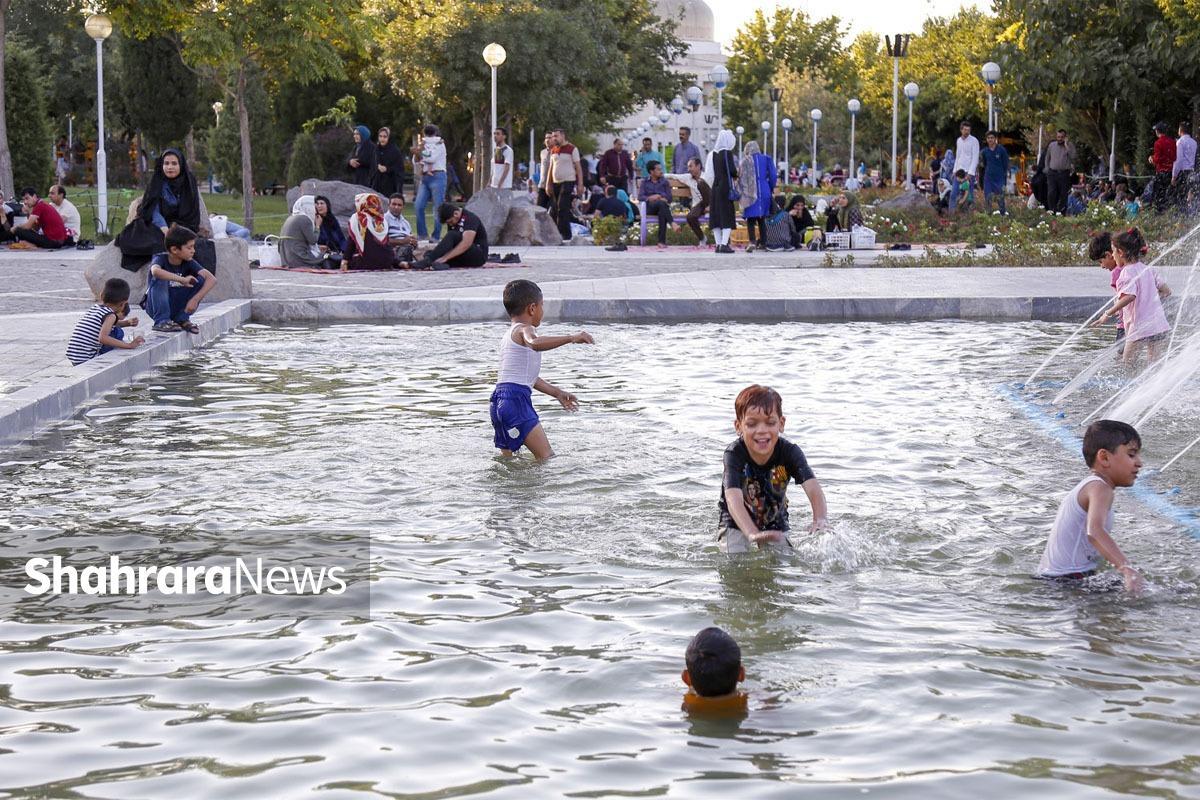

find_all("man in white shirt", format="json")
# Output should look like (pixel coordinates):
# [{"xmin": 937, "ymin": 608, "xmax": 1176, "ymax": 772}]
[
  {"xmin": 48, "ymin": 184, "xmax": 80, "ymax": 241},
  {"xmin": 950, "ymin": 121, "xmax": 980, "ymax": 213},
  {"xmin": 490, "ymin": 127, "xmax": 514, "ymax": 190},
  {"xmin": 1173, "ymin": 120, "xmax": 1196, "ymax": 210},
  {"xmin": 383, "ymin": 193, "xmax": 419, "ymax": 264}
]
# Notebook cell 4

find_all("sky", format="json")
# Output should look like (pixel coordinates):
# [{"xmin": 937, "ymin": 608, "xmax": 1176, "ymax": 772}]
[{"xmin": 707, "ymin": 0, "xmax": 987, "ymax": 45}]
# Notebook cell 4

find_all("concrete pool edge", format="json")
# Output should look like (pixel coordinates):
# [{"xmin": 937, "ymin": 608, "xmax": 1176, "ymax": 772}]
[
  {"xmin": 250, "ymin": 294, "xmax": 1110, "ymax": 324},
  {"xmin": 0, "ymin": 299, "xmax": 251, "ymax": 448}
]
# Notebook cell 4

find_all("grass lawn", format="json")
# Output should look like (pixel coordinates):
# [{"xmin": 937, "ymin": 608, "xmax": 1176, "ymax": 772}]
[{"xmin": 64, "ymin": 187, "xmax": 427, "ymax": 242}]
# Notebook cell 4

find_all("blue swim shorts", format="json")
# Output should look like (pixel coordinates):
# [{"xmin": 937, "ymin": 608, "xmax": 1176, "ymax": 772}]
[{"xmin": 490, "ymin": 383, "xmax": 540, "ymax": 451}]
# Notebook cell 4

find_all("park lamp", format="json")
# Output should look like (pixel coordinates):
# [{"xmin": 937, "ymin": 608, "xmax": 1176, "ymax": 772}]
[
  {"xmin": 482, "ymin": 42, "xmax": 507, "ymax": 68},
  {"xmin": 686, "ymin": 85, "xmax": 702, "ymax": 109},
  {"xmin": 736, "ymin": 125, "xmax": 745, "ymax": 135},
  {"xmin": 658, "ymin": 108, "xmax": 671, "ymax": 125},
  {"xmin": 981, "ymin": 61, "xmax": 1000, "ymax": 87},
  {"xmin": 848, "ymin": 98, "xmax": 861, "ymax": 115},
  {"xmin": 810, "ymin": 108, "xmax": 822, "ymax": 123},
  {"xmin": 904, "ymin": 82, "xmax": 919, "ymax": 101},
  {"xmin": 671, "ymin": 96, "xmax": 684, "ymax": 114},
  {"xmin": 782, "ymin": 118, "xmax": 792, "ymax": 131},
  {"xmin": 84, "ymin": 12, "xmax": 112, "ymax": 40},
  {"xmin": 709, "ymin": 65, "xmax": 728, "ymax": 89},
  {"xmin": 770, "ymin": 87, "xmax": 784, "ymax": 103},
  {"xmin": 212, "ymin": 100, "xmax": 223, "ymax": 125},
  {"xmin": 761, "ymin": 120, "xmax": 771, "ymax": 132}
]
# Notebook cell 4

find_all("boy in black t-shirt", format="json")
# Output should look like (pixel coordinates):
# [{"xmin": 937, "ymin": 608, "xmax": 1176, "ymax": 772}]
[
  {"xmin": 145, "ymin": 225, "xmax": 217, "ymax": 333},
  {"xmin": 718, "ymin": 384, "xmax": 828, "ymax": 553}
]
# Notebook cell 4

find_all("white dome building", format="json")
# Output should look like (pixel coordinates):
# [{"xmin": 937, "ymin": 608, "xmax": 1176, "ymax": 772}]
[{"xmin": 598, "ymin": 0, "xmax": 728, "ymax": 164}]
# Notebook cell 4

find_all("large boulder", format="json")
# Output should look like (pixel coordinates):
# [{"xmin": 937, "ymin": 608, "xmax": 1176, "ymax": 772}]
[
  {"xmin": 85, "ymin": 238, "xmax": 252, "ymax": 304},
  {"xmin": 464, "ymin": 187, "xmax": 515, "ymax": 245},
  {"xmin": 877, "ymin": 189, "xmax": 936, "ymax": 215},
  {"xmin": 499, "ymin": 200, "xmax": 563, "ymax": 246},
  {"xmin": 125, "ymin": 194, "xmax": 211, "ymax": 229},
  {"xmin": 285, "ymin": 179, "xmax": 383, "ymax": 220}
]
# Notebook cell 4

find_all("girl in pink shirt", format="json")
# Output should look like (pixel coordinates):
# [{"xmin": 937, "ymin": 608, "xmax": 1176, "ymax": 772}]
[{"xmin": 1096, "ymin": 227, "xmax": 1172, "ymax": 364}]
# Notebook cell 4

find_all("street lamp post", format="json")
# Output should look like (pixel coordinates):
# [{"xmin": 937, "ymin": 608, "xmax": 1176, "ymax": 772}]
[
  {"xmin": 904, "ymin": 82, "xmax": 919, "ymax": 188},
  {"xmin": 710, "ymin": 65, "xmax": 728, "ymax": 127},
  {"xmin": 810, "ymin": 109, "xmax": 822, "ymax": 188},
  {"xmin": 658, "ymin": 109, "xmax": 671, "ymax": 157},
  {"xmin": 848, "ymin": 99, "xmax": 861, "ymax": 176},
  {"xmin": 981, "ymin": 61, "xmax": 1000, "ymax": 131},
  {"xmin": 736, "ymin": 125, "xmax": 745, "ymax": 154},
  {"xmin": 885, "ymin": 34, "xmax": 911, "ymax": 186},
  {"xmin": 769, "ymin": 87, "xmax": 783, "ymax": 166},
  {"xmin": 1109, "ymin": 98, "xmax": 1118, "ymax": 183},
  {"xmin": 782, "ymin": 118, "xmax": 792, "ymax": 182},
  {"xmin": 85, "ymin": 13, "xmax": 113, "ymax": 235},
  {"xmin": 483, "ymin": 43, "xmax": 507, "ymax": 185},
  {"xmin": 210, "ymin": 101, "xmax": 223, "ymax": 192},
  {"xmin": 686, "ymin": 84, "xmax": 702, "ymax": 139},
  {"xmin": 760, "ymin": 120, "xmax": 770, "ymax": 151}
]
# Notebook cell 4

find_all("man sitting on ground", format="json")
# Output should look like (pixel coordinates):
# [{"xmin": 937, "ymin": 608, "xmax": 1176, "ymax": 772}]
[
  {"xmin": 414, "ymin": 203, "xmax": 488, "ymax": 270},
  {"xmin": 14, "ymin": 188, "xmax": 69, "ymax": 249},
  {"xmin": 48, "ymin": 185, "xmax": 81, "ymax": 242},
  {"xmin": 666, "ymin": 157, "xmax": 711, "ymax": 246},
  {"xmin": 384, "ymin": 193, "xmax": 419, "ymax": 265},
  {"xmin": 637, "ymin": 161, "xmax": 675, "ymax": 249}
]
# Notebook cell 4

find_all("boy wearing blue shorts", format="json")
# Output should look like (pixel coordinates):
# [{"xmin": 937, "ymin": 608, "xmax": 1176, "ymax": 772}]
[{"xmin": 490, "ymin": 279, "xmax": 593, "ymax": 459}]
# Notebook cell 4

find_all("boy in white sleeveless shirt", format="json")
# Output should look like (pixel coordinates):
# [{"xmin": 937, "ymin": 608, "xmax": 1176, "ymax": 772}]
[
  {"xmin": 490, "ymin": 280, "xmax": 593, "ymax": 459},
  {"xmin": 1038, "ymin": 420, "xmax": 1144, "ymax": 592}
]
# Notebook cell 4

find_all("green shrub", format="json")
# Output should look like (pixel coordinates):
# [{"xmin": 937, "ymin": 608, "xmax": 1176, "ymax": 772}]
[
  {"xmin": 5, "ymin": 42, "xmax": 52, "ymax": 191},
  {"xmin": 590, "ymin": 215, "xmax": 625, "ymax": 245},
  {"xmin": 286, "ymin": 131, "xmax": 323, "ymax": 189}
]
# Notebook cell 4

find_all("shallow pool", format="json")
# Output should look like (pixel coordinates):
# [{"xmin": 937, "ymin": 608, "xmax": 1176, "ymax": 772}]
[{"xmin": 1, "ymin": 321, "xmax": 1198, "ymax": 797}]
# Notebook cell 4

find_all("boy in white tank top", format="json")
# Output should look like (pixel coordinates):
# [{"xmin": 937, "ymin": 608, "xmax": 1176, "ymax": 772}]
[
  {"xmin": 1037, "ymin": 419, "xmax": 1144, "ymax": 592},
  {"xmin": 490, "ymin": 279, "xmax": 593, "ymax": 459}
]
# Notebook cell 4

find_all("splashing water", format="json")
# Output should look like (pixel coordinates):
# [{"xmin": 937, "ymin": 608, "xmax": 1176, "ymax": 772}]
[{"xmin": 790, "ymin": 521, "xmax": 891, "ymax": 573}]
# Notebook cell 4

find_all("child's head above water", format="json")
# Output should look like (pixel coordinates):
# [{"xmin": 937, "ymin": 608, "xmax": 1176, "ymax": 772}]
[
  {"xmin": 1112, "ymin": 227, "xmax": 1147, "ymax": 266},
  {"xmin": 1083, "ymin": 419, "xmax": 1142, "ymax": 486},
  {"xmin": 683, "ymin": 627, "xmax": 744, "ymax": 698},
  {"xmin": 502, "ymin": 279, "xmax": 543, "ymax": 321},
  {"xmin": 734, "ymin": 385, "xmax": 785, "ymax": 463}
]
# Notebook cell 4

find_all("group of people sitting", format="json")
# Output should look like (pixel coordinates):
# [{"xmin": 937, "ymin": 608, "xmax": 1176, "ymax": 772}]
[
  {"xmin": 278, "ymin": 192, "xmax": 490, "ymax": 271},
  {"xmin": 1, "ymin": 185, "xmax": 82, "ymax": 249}
]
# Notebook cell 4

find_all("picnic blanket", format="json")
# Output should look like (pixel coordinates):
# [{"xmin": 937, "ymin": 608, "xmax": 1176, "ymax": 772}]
[{"xmin": 256, "ymin": 262, "xmax": 525, "ymax": 274}]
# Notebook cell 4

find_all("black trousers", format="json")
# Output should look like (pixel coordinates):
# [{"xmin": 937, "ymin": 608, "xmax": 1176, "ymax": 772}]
[
  {"xmin": 1153, "ymin": 171, "xmax": 1172, "ymax": 213},
  {"xmin": 550, "ymin": 181, "xmax": 575, "ymax": 240},
  {"xmin": 645, "ymin": 199, "xmax": 671, "ymax": 244},
  {"xmin": 429, "ymin": 230, "xmax": 487, "ymax": 267},
  {"xmin": 14, "ymin": 228, "xmax": 65, "ymax": 249},
  {"xmin": 1047, "ymin": 170, "xmax": 1071, "ymax": 214},
  {"xmin": 746, "ymin": 216, "xmax": 767, "ymax": 246}
]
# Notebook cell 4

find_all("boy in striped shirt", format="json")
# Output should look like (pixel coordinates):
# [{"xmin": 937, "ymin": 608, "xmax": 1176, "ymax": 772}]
[{"xmin": 67, "ymin": 278, "xmax": 144, "ymax": 365}]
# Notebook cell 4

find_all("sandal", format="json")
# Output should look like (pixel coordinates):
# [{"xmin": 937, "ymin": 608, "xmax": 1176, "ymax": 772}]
[
  {"xmin": 152, "ymin": 321, "xmax": 181, "ymax": 332},
  {"xmin": 177, "ymin": 320, "xmax": 200, "ymax": 334}
]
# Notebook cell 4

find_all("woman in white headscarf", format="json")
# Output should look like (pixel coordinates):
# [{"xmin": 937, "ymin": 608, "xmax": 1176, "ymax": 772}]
[
  {"xmin": 703, "ymin": 129, "xmax": 739, "ymax": 253},
  {"xmin": 278, "ymin": 195, "xmax": 337, "ymax": 269}
]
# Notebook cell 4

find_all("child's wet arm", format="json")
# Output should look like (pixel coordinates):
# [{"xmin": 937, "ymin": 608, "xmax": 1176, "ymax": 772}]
[
  {"xmin": 723, "ymin": 488, "xmax": 759, "ymax": 536},
  {"xmin": 532, "ymin": 378, "xmax": 562, "ymax": 399},
  {"xmin": 528, "ymin": 333, "xmax": 578, "ymax": 351},
  {"xmin": 1083, "ymin": 485, "xmax": 1133, "ymax": 570},
  {"xmin": 801, "ymin": 478, "xmax": 828, "ymax": 526}
]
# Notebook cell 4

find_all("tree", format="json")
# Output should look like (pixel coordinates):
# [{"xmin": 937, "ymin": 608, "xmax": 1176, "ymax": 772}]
[
  {"xmin": 724, "ymin": 8, "xmax": 845, "ymax": 131},
  {"xmin": 206, "ymin": 68, "xmax": 281, "ymax": 190},
  {"xmin": 0, "ymin": 0, "xmax": 13, "ymax": 196},
  {"xmin": 119, "ymin": 35, "xmax": 198, "ymax": 149},
  {"xmin": 286, "ymin": 131, "xmax": 322, "ymax": 187},
  {"xmin": 371, "ymin": 0, "xmax": 685, "ymax": 196},
  {"xmin": 108, "ymin": 0, "xmax": 362, "ymax": 231},
  {"xmin": 4, "ymin": 41, "xmax": 53, "ymax": 191}
]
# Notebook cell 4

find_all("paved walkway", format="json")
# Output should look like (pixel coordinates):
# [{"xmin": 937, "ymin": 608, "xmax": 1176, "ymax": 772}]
[{"xmin": 0, "ymin": 244, "xmax": 1194, "ymax": 397}]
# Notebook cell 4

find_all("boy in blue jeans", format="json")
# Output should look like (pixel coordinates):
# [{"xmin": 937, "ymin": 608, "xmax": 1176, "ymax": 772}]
[
  {"xmin": 490, "ymin": 279, "xmax": 593, "ymax": 459},
  {"xmin": 145, "ymin": 225, "xmax": 217, "ymax": 333}
]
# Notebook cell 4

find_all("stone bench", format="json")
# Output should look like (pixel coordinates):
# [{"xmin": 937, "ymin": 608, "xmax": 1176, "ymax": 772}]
[{"xmin": 84, "ymin": 238, "xmax": 252, "ymax": 304}]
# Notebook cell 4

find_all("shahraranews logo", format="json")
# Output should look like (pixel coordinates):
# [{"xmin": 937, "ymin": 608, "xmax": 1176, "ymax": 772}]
[{"xmin": 23, "ymin": 556, "xmax": 348, "ymax": 597}]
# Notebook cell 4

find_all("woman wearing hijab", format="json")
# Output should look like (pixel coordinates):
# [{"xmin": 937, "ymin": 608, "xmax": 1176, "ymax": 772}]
[
  {"xmin": 347, "ymin": 125, "xmax": 377, "ymax": 187},
  {"xmin": 370, "ymin": 126, "xmax": 405, "ymax": 197},
  {"xmin": 278, "ymin": 195, "xmax": 338, "ymax": 269},
  {"xmin": 784, "ymin": 195, "xmax": 818, "ymax": 249},
  {"xmin": 314, "ymin": 195, "xmax": 347, "ymax": 257},
  {"xmin": 140, "ymin": 148, "xmax": 202, "ymax": 234},
  {"xmin": 344, "ymin": 193, "xmax": 393, "ymax": 270},
  {"xmin": 739, "ymin": 140, "xmax": 777, "ymax": 251},
  {"xmin": 837, "ymin": 192, "xmax": 864, "ymax": 230},
  {"xmin": 702, "ymin": 129, "xmax": 738, "ymax": 253}
]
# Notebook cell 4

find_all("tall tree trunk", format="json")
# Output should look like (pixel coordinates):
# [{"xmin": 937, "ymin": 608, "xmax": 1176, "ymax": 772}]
[
  {"xmin": 0, "ymin": 0, "xmax": 14, "ymax": 197},
  {"xmin": 1133, "ymin": 103, "xmax": 1151, "ymax": 181},
  {"xmin": 185, "ymin": 128, "xmax": 196, "ymax": 168},
  {"xmin": 236, "ymin": 67, "xmax": 253, "ymax": 232}
]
